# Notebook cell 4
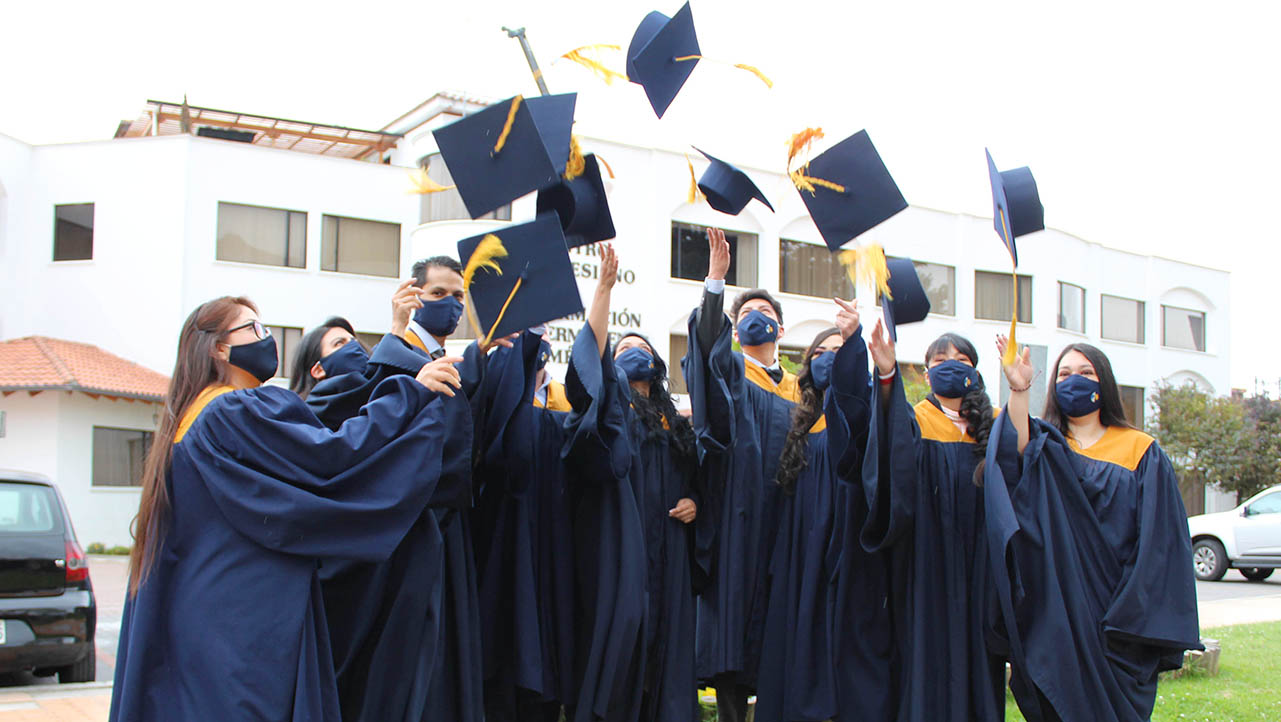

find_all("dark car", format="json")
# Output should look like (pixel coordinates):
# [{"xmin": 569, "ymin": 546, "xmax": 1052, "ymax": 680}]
[{"xmin": 0, "ymin": 470, "xmax": 96, "ymax": 683}]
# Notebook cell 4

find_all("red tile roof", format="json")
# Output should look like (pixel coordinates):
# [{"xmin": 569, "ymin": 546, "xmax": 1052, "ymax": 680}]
[{"xmin": 0, "ymin": 336, "xmax": 168, "ymax": 401}]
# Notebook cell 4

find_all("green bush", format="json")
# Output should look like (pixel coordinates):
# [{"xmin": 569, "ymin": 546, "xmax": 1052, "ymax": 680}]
[{"xmin": 86, "ymin": 542, "xmax": 131, "ymax": 555}]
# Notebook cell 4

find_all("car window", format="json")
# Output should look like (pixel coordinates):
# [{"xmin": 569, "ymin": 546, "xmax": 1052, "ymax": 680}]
[
  {"xmin": 0, "ymin": 482, "xmax": 60, "ymax": 533},
  {"xmin": 1247, "ymin": 492, "xmax": 1281, "ymax": 516}
]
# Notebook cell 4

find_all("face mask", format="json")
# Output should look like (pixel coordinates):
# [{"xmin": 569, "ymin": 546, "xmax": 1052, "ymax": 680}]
[
  {"xmin": 736, "ymin": 309, "xmax": 779, "ymax": 347},
  {"xmin": 809, "ymin": 351, "xmax": 836, "ymax": 392},
  {"xmin": 616, "ymin": 347, "xmax": 657, "ymax": 382},
  {"xmin": 1056, "ymin": 374, "xmax": 1103, "ymax": 418},
  {"xmin": 318, "ymin": 340, "xmax": 368, "ymax": 378},
  {"xmin": 536, "ymin": 340, "xmax": 552, "ymax": 370},
  {"xmin": 413, "ymin": 296, "xmax": 463, "ymax": 338},
  {"xmin": 928, "ymin": 359, "xmax": 979, "ymax": 399},
  {"xmin": 228, "ymin": 336, "xmax": 279, "ymax": 384}
]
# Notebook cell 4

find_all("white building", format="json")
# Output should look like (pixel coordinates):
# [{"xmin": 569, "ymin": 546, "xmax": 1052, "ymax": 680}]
[{"xmin": 0, "ymin": 94, "xmax": 1234, "ymax": 545}]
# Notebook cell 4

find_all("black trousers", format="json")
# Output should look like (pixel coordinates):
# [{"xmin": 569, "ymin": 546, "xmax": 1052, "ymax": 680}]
[{"xmin": 712, "ymin": 673, "xmax": 751, "ymax": 722}]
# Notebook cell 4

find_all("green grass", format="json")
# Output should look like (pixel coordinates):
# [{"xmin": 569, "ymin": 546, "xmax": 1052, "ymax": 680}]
[{"xmin": 1006, "ymin": 621, "xmax": 1281, "ymax": 721}]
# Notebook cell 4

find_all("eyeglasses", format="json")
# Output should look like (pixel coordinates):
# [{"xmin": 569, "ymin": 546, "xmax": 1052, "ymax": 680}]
[{"xmin": 224, "ymin": 320, "xmax": 270, "ymax": 341}]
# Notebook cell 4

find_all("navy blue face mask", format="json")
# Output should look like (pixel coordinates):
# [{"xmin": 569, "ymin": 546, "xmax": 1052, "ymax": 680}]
[
  {"xmin": 736, "ymin": 309, "xmax": 779, "ymax": 347},
  {"xmin": 928, "ymin": 359, "xmax": 979, "ymax": 399},
  {"xmin": 809, "ymin": 351, "xmax": 836, "ymax": 392},
  {"xmin": 318, "ymin": 340, "xmax": 368, "ymax": 378},
  {"xmin": 536, "ymin": 340, "xmax": 552, "ymax": 370},
  {"xmin": 413, "ymin": 296, "xmax": 464, "ymax": 338},
  {"xmin": 228, "ymin": 336, "xmax": 279, "ymax": 384},
  {"xmin": 1056, "ymin": 374, "xmax": 1103, "ymax": 417},
  {"xmin": 616, "ymin": 347, "xmax": 657, "ymax": 382}
]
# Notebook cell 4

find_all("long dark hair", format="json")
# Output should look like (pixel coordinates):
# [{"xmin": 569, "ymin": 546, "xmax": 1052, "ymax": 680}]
[
  {"xmin": 923, "ymin": 333, "xmax": 995, "ymax": 470},
  {"xmin": 617, "ymin": 332, "xmax": 697, "ymax": 467},
  {"xmin": 1042, "ymin": 343, "xmax": 1135, "ymax": 435},
  {"xmin": 776, "ymin": 327, "xmax": 841, "ymax": 494},
  {"xmin": 129, "ymin": 296, "xmax": 258, "ymax": 596},
  {"xmin": 289, "ymin": 317, "xmax": 359, "ymax": 398}
]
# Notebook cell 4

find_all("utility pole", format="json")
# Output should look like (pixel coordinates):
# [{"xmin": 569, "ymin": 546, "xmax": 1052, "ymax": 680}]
[{"xmin": 502, "ymin": 26, "xmax": 550, "ymax": 96}]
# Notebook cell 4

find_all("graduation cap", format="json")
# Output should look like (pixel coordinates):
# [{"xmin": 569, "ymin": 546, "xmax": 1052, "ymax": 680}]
[
  {"xmin": 985, "ymin": 149, "xmax": 1045, "ymax": 267},
  {"xmin": 536, "ymin": 153, "xmax": 616, "ymax": 248},
  {"xmin": 432, "ymin": 93, "xmax": 577, "ymax": 219},
  {"xmin": 694, "ymin": 147, "xmax": 774, "ymax": 216},
  {"xmin": 457, "ymin": 212, "xmax": 584, "ymax": 345},
  {"xmin": 793, "ymin": 130, "xmax": 908, "ymax": 251},
  {"xmin": 881, "ymin": 256, "xmax": 931, "ymax": 342},
  {"xmin": 627, "ymin": 3, "xmax": 700, "ymax": 118}
]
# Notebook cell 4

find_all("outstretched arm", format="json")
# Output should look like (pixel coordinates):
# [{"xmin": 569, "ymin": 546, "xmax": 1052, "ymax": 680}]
[
  {"xmin": 587, "ymin": 242, "xmax": 618, "ymax": 358},
  {"xmin": 695, "ymin": 228, "xmax": 731, "ymax": 355},
  {"xmin": 997, "ymin": 334, "xmax": 1034, "ymax": 453}
]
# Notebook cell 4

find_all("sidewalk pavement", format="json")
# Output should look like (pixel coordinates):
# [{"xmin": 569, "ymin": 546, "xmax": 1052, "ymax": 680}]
[{"xmin": 0, "ymin": 683, "xmax": 111, "ymax": 722}]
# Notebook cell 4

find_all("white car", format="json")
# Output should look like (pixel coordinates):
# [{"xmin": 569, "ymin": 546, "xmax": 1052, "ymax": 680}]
[{"xmin": 1187, "ymin": 484, "xmax": 1281, "ymax": 581}]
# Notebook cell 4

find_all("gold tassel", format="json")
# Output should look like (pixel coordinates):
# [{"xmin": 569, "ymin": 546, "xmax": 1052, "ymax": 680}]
[
  {"xmin": 838, "ymin": 243, "xmax": 891, "ymax": 300},
  {"xmin": 564, "ymin": 136, "xmax": 586, "ymax": 181},
  {"xmin": 407, "ymin": 167, "xmax": 455, "ymax": 194},
  {"xmin": 492, "ymin": 96, "xmax": 523, "ymax": 155},
  {"xmin": 1003, "ymin": 270, "xmax": 1019, "ymax": 365},
  {"xmin": 672, "ymin": 55, "xmax": 772, "ymax": 88},
  {"xmin": 561, "ymin": 45, "xmax": 627, "ymax": 84},
  {"xmin": 789, "ymin": 168, "xmax": 845, "ymax": 195},
  {"xmin": 597, "ymin": 155, "xmax": 616, "ymax": 179},
  {"xmin": 482, "ymin": 277, "xmax": 525, "ymax": 347},
  {"xmin": 786, "ymin": 127, "xmax": 825, "ymax": 169},
  {"xmin": 686, "ymin": 154, "xmax": 702, "ymax": 204},
  {"xmin": 462, "ymin": 234, "xmax": 509, "ymax": 338}
]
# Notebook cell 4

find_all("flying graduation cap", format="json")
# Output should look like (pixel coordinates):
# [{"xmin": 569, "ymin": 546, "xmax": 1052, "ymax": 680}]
[
  {"xmin": 881, "ymin": 256, "xmax": 931, "ymax": 342},
  {"xmin": 791, "ymin": 129, "xmax": 908, "ymax": 251},
  {"xmin": 536, "ymin": 153, "xmax": 617, "ymax": 248},
  {"xmin": 627, "ymin": 3, "xmax": 701, "ymax": 118},
  {"xmin": 457, "ymin": 212, "xmax": 584, "ymax": 345},
  {"xmin": 432, "ymin": 93, "xmax": 577, "ymax": 219},
  {"xmin": 985, "ymin": 148, "xmax": 1045, "ymax": 363},
  {"xmin": 694, "ymin": 147, "xmax": 774, "ymax": 216}
]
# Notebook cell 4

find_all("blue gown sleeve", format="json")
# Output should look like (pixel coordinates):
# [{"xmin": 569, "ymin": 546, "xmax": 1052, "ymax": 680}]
[
  {"xmin": 859, "ymin": 367, "xmax": 921, "ymax": 552},
  {"xmin": 562, "ymin": 323, "xmax": 631, "ymax": 483},
  {"xmin": 470, "ymin": 336, "xmax": 535, "ymax": 488},
  {"xmin": 307, "ymin": 333, "xmax": 429, "ymax": 430},
  {"xmin": 184, "ymin": 379, "xmax": 459, "ymax": 561},
  {"xmin": 681, "ymin": 306, "xmax": 739, "ymax": 461},
  {"xmin": 826, "ymin": 327, "xmax": 872, "ymax": 481}
]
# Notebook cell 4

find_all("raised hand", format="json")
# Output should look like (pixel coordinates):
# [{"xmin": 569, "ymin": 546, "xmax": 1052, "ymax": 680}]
[
  {"xmin": 706, "ymin": 227, "xmax": 730, "ymax": 282},
  {"xmin": 597, "ymin": 242, "xmax": 619, "ymax": 295},
  {"xmin": 867, "ymin": 319, "xmax": 897, "ymax": 377},
  {"xmin": 997, "ymin": 335, "xmax": 1034, "ymax": 391},
  {"xmin": 479, "ymin": 332, "xmax": 519, "ymax": 355},
  {"xmin": 833, "ymin": 297, "xmax": 860, "ymax": 340},
  {"xmin": 390, "ymin": 279, "xmax": 424, "ymax": 337},
  {"xmin": 415, "ymin": 355, "xmax": 464, "ymax": 397}
]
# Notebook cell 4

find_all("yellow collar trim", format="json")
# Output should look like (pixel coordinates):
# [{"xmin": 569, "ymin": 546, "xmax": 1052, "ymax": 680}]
[
  {"xmin": 534, "ymin": 380, "xmax": 572, "ymax": 412},
  {"xmin": 808, "ymin": 415, "xmax": 827, "ymax": 434},
  {"xmin": 913, "ymin": 399, "xmax": 998, "ymax": 443},
  {"xmin": 744, "ymin": 361, "xmax": 800, "ymax": 403},
  {"xmin": 402, "ymin": 330, "xmax": 429, "ymax": 353},
  {"xmin": 1067, "ymin": 426, "xmax": 1153, "ymax": 471},
  {"xmin": 174, "ymin": 385, "xmax": 235, "ymax": 444}
]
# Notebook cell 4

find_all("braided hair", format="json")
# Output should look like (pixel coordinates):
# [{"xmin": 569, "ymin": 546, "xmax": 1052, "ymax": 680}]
[{"xmin": 776, "ymin": 327, "xmax": 841, "ymax": 495}]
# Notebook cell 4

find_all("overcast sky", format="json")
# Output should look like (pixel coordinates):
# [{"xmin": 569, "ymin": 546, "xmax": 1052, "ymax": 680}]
[{"xmin": 4, "ymin": 0, "xmax": 1278, "ymax": 392}]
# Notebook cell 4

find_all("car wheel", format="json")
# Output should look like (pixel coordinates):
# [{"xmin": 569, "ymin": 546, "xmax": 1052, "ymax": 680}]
[
  {"xmin": 1241, "ymin": 567, "xmax": 1275, "ymax": 582},
  {"xmin": 57, "ymin": 646, "xmax": 95, "ymax": 684},
  {"xmin": 1192, "ymin": 539, "xmax": 1228, "ymax": 581}
]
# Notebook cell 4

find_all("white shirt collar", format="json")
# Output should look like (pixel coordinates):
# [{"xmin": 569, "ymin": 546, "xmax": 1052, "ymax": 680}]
[
  {"xmin": 743, "ymin": 352, "xmax": 781, "ymax": 374},
  {"xmin": 407, "ymin": 321, "xmax": 444, "ymax": 354},
  {"xmin": 535, "ymin": 372, "xmax": 552, "ymax": 405}
]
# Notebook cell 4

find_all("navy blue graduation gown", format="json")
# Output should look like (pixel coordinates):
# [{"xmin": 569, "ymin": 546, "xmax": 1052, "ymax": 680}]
[
  {"xmin": 755, "ymin": 333, "xmax": 893, "ymax": 722},
  {"xmin": 859, "ymin": 376, "xmax": 1005, "ymax": 722},
  {"xmin": 682, "ymin": 310, "xmax": 797, "ymax": 688},
  {"xmin": 109, "ymin": 379, "xmax": 459, "ymax": 722},
  {"xmin": 984, "ymin": 417, "xmax": 1201, "ymax": 722},
  {"xmin": 561, "ymin": 325, "xmax": 648, "ymax": 722},
  {"xmin": 307, "ymin": 334, "xmax": 485, "ymax": 722}
]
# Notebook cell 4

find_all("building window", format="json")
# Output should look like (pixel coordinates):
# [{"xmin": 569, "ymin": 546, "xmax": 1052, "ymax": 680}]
[
  {"xmin": 1101, "ymin": 294, "xmax": 1145, "ymax": 344},
  {"xmin": 914, "ymin": 261, "xmax": 955, "ymax": 316},
  {"xmin": 266, "ymin": 325, "xmax": 303, "ymax": 379},
  {"xmin": 669, "ymin": 334, "xmax": 689, "ymax": 394},
  {"xmin": 1058, "ymin": 282, "xmax": 1086, "ymax": 333},
  {"xmin": 975, "ymin": 271, "xmax": 1032, "ymax": 323},
  {"xmin": 418, "ymin": 154, "xmax": 512, "ymax": 223},
  {"xmin": 671, "ymin": 222, "xmax": 758, "ymax": 287},
  {"xmin": 92, "ymin": 427, "xmax": 154, "ymax": 487},
  {"xmin": 1162, "ymin": 305, "xmax": 1206, "ymax": 352},
  {"xmin": 216, "ymin": 202, "xmax": 306, "ymax": 268},
  {"xmin": 53, "ymin": 203, "xmax": 94, "ymax": 261},
  {"xmin": 321, "ymin": 215, "xmax": 401, "ymax": 278},
  {"xmin": 1118, "ymin": 385, "xmax": 1145, "ymax": 428},
  {"xmin": 779, "ymin": 239, "xmax": 855, "ymax": 299}
]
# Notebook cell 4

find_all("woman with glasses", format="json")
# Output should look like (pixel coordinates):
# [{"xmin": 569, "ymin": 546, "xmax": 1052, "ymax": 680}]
[
  {"xmin": 984, "ymin": 339, "xmax": 1201, "ymax": 722},
  {"xmin": 110, "ymin": 296, "xmax": 468, "ymax": 722}
]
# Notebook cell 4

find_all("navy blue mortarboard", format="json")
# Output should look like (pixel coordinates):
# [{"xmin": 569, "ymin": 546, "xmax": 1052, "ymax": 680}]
[
  {"xmin": 536, "ymin": 153, "xmax": 616, "ymax": 248},
  {"xmin": 457, "ymin": 212, "xmax": 583, "ymax": 344},
  {"xmin": 794, "ymin": 130, "xmax": 908, "ymax": 251},
  {"xmin": 881, "ymin": 256, "xmax": 931, "ymax": 342},
  {"xmin": 627, "ymin": 3, "xmax": 700, "ymax": 118},
  {"xmin": 986, "ymin": 148, "xmax": 1045, "ymax": 267},
  {"xmin": 432, "ymin": 93, "xmax": 577, "ymax": 219},
  {"xmin": 694, "ymin": 147, "xmax": 774, "ymax": 216}
]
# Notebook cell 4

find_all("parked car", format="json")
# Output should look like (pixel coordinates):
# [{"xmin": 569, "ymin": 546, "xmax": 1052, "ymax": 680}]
[
  {"xmin": 1188, "ymin": 484, "xmax": 1281, "ymax": 582},
  {"xmin": 0, "ymin": 470, "xmax": 96, "ymax": 682}
]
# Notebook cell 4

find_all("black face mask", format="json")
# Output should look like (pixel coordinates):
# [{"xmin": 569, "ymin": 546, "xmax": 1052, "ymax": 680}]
[
  {"xmin": 318, "ymin": 340, "xmax": 368, "ymax": 378},
  {"xmin": 228, "ymin": 336, "xmax": 279, "ymax": 383}
]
